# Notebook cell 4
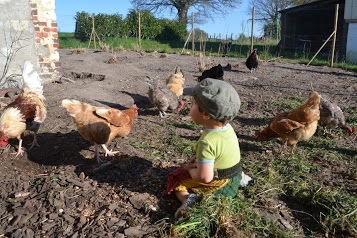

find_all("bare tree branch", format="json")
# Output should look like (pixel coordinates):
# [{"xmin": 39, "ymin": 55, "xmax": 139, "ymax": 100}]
[
  {"xmin": 249, "ymin": 0, "xmax": 318, "ymax": 25},
  {"xmin": 0, "ymin": 26, "xmax": 30, "ymax": 88},
  {"xmin": 131, "ymin": 0, "xmax": 242, "ymax": 25}
]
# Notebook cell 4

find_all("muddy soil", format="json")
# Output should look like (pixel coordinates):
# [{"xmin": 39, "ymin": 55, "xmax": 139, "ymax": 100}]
[{"xmin": 0, "ymin": 49, "xmax": 356, "ymax": 237}]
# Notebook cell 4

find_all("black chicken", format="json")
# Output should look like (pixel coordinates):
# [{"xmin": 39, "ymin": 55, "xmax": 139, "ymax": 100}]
[
  {"xmin": 197, "ymin": 64, "xmax": 224, "ymax": 82},
  {"xmin": 245, "ymin": 49, "xmax": 258, "ymax": 73}
]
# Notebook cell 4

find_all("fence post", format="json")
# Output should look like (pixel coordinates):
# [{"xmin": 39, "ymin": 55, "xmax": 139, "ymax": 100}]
[
  {"xmin": 331, "ymin": 4, "xmax": 339, "ymax": 67},
  {"xmin": 138, "ymin": 12, "xmax": 142, "ymax": 50},
  {"xmin": 192, "ymin": 13, "xmax": 195, "ymax": 56},
  {"xmin": 92, "ymin": 15, "xmax": 96, "ymax": 49},
  {"xmin": 251, "ymin": 7, "xmax": 255, "ymax": 52}
]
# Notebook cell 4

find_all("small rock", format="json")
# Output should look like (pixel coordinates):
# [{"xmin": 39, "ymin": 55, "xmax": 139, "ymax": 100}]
[
  {"xmin": 18, "ymin": 213, "xmax": 33, "ymax": 225},
  {"xmin": 48, "ymin": 213, "xmax": 58, "ymax": 220},
  {"xmin": 71, "ymin": 231, "xmax": 79, "ymax": 238},
  {"xmin": 24, "ymin": 228, "xmax": 35, "ymax": 237},
  {"xmin": 129, "ymin": 193, "xmax": 150, "ymax": 209},
  {"xmin": 63, "ymin": 214, "xmax": 75, "ymax": 224},
  {"xmin": 108, "ymin": 203, "xmax": 117, "ymax": 211},
  {"xmin": 117, "ymin": 219, "xmax": 126, "ymax": 227},
  {"xmin": 42, "ymin": 222, "xmax": 56, "ymax": 231},
  {"xmin": 79, "ymin": 172, "xmax": 85, "ymax": 180},
  {"xmin": 79, "ymin": 215, "xmax": 87, "ymax": 225}
]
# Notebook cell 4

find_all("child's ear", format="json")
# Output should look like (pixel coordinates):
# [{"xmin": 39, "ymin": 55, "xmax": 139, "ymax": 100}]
[{"xmin": 202, "ymin": 112, "xmax": 211, "ymax": 120}]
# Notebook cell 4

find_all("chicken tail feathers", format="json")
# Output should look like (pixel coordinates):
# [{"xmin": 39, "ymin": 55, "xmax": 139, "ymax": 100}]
[
  {"xmin": 62, "ymin": 99, "xmax": 83, "ymax": 117},
  {"xmin": 145, "ymin": 76, "xmax": 160, "ymax": 89},
  {"xmin": 22, "ymin": 61, "xmax": 43, "ymax": 94}
]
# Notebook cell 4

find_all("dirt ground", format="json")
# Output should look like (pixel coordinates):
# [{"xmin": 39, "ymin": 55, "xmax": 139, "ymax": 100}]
[{"xmin": 0, "ymin": 49, "xmax": 356, "ymax": 237}]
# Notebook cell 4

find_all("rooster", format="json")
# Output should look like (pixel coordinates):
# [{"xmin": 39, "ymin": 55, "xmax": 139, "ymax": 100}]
[
  {"xmin": 256, "ymin": 91, "xmax": 321, "ymax": 153},
  {"xmin": 319, "ymin": 96, "xmax": 355, "ymax": 134},
  {"xmin": 166, "ymin": 66, "xmax": 185, "ymax": 97},
  {"xmin": 62, "ymin": 99, "xmax": 138, "ymax": 163},
  {"xmin": 246, "ymin": 49, "xmax": 258, "ymax": 73},
  {"xmin": 146, "ymin": 77, "xmax": 184, "ymax": 118},
  {"xmin": 0, "ymin": 61, "xmax": 46, "ymax": 158},
  {"xmin": 197, "ymin": 64, "xmax": 224, "ymax": 82}
]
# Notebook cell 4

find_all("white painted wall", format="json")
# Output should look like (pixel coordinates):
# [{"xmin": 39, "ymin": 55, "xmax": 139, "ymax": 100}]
[
  {"xmin": 345, "ymin": 0, "xmax": 357, "ymax": 20},
  {"xmin": 346, "ymin": 23, "xmax": 357, "ymax": 63}
]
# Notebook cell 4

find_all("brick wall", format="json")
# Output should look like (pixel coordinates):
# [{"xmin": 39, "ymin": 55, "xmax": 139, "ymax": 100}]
[{"xmin": 31, "ymin": 0, "xmax": 61, "ymax": 82}]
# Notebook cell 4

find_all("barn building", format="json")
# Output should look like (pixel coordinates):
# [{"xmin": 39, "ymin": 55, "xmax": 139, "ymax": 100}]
[
  {"xmin": 0, "ymin": 0, "xmax": 60, "ymax": 87},
  {"xmin": 280, "ymin": 0, "xmax": 357, "ymax": 63}
]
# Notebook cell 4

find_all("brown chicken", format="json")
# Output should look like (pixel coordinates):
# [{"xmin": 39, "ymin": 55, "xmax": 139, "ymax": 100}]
[
  {"xmin": 0, "ymin": 61, "xmax": 46, "ymax": 158},
  {"xmin": 256, "ymin": 91, "xmax": 321, "ymax": 153},
  {"xmin": 146, "ymin": 77, "xmax": 184, "ymax": 118},
  {"xmin": 62, "ymin": 99, "xmax": 138, "ymax": 163},
  {"xmin": 246, "ymin": 49, "xmax": 258, "ymax": 73},
  {"xmin": 166, "ymin": 66, "xmax": 185, "ymax": 97}
]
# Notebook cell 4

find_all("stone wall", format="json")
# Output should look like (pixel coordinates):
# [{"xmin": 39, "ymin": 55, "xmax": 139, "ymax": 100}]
[{"xmin": 0, "ymin": 0, "xmax": 60, "ymax": 87}]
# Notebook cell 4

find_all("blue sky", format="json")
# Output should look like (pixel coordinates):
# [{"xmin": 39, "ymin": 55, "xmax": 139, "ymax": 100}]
[{"xmin": 55, "ymin": 0, "xmax": 263, "ymax": 38}]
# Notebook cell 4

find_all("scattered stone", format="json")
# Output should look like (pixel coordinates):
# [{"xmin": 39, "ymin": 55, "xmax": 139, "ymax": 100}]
[{"xmin": 129, "ymin": 193, "xmax": 150, "ymax": 209}]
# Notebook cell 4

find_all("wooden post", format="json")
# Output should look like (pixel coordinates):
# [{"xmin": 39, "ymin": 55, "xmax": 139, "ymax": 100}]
[
  {"xmin": 138, "ymin": 12, "xmax": 142, "ymax": 50},
  {"xmin": 307, "ymin": 31, "xmax": 335, "ymax": 66},
  {"xmin": 192, "ymin": 13, "xmax": 195, "ymax": 56},
  {"xmin": 181, "ymin": 29, "xmax": 192, "ymax": 54},
  {"xmin": 276, "ymin": 18, "xmax": 279, "ymax": 43},
  {"xmin": 251, "ymin": 7, "xmax": 255, "ymax": 53},
  {"xmin": 331, "ymin": 4, "xmax": 339, "ymax": 67},
  {"xmin": 92, "ymin": 14, "xmax": 96, "ymax": 49}
]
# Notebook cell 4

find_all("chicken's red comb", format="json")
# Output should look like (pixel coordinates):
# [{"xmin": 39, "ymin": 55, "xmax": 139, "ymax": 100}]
[
  {"xmin": 177, "ymin": 100, "xmax": 184, "ymax": 112},
  {"xmin": 0, "ymin": 137, "xmax": 8, "ymax": 147},
  {"xmin": 133, "ymin": 104, "xmax": 138, "ymax": 110},
  {"xmin": 349, "ymin": 127, "xmax": 355, "ymax": 134}
]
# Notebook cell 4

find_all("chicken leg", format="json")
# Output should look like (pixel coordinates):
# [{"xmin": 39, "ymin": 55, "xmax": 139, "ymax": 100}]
[
  {"xmin": 95, "ymin": 144, "xmax": 101, "ymax": 163},
  {"xmin": 101, "ymin": 144, "xmax": 120, "ymax": 157},
  {"xmin": 11, "ymin": 139, "xmax": 25, "ymax": 159},
  {"xmin": 159, "ymin": 111, "xmax": 168, "ymax": 118},
  {"xmin": 29, "ymin": 132, "xmax": 39, "ymax": 149},
  {"xmin": 93, "ymin": 144, "xmax": 120, "ymax": 164}
]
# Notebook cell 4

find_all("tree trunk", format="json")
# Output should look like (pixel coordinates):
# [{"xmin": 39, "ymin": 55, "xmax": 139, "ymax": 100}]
[{"xmin": 177, "ymin": 4, "xmax": 189, "ymax": 25}]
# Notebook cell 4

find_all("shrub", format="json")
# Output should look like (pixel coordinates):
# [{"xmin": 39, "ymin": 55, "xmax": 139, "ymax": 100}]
[
  {"xmin": 74, "ymin": 11, "xmax": 187, "ymax": 42},
  {"xmin": 155, "ymin": 19, "xmax": 187, "ymax": 41}
]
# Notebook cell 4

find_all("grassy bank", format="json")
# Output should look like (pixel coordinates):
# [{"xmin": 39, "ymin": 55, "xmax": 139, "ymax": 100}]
[{"xmin": 58, "ymin": 32, "xmax": 357, "ymax": 72}]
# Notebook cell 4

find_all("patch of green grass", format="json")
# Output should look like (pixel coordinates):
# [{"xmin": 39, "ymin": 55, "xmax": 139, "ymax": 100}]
[
  {"xmin": 146, "ymin": 150, "xmax": 164, "ymax": 160},
  {"xmin": 131, "ymin": 141, "xmax": 150, "ymax": 149},
  {"xmin": 58, "ymin": 32, "xmax": 87, "ymax": 49},
  {"xmin": 171, "ymin": 194, "xmax": 298, "ymax": 238},
  {"xmin": 268, "ymin": 95, "xmax": 306, "ymax": 111},
  {"xmin": 163, "ymin": 135, "xmax": 195, "ymax": 156},
  {"xmin": 286, "ymin": 185, "xmax": 357, "ymax": 236},
  {"xmin": 168, "ymin": 121, "xmax": 201, "ymax": 130}
]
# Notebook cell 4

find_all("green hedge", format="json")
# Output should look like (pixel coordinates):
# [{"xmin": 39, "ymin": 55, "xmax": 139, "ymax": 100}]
[{"xmin": 74, "ymin": 10, "xmax": 187, "ymax": 42}]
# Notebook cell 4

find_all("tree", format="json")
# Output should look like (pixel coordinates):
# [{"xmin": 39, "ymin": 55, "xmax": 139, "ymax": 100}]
[{"xmin": 130, "ymin": 0, "xmax": 242, "ymax": 26}]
